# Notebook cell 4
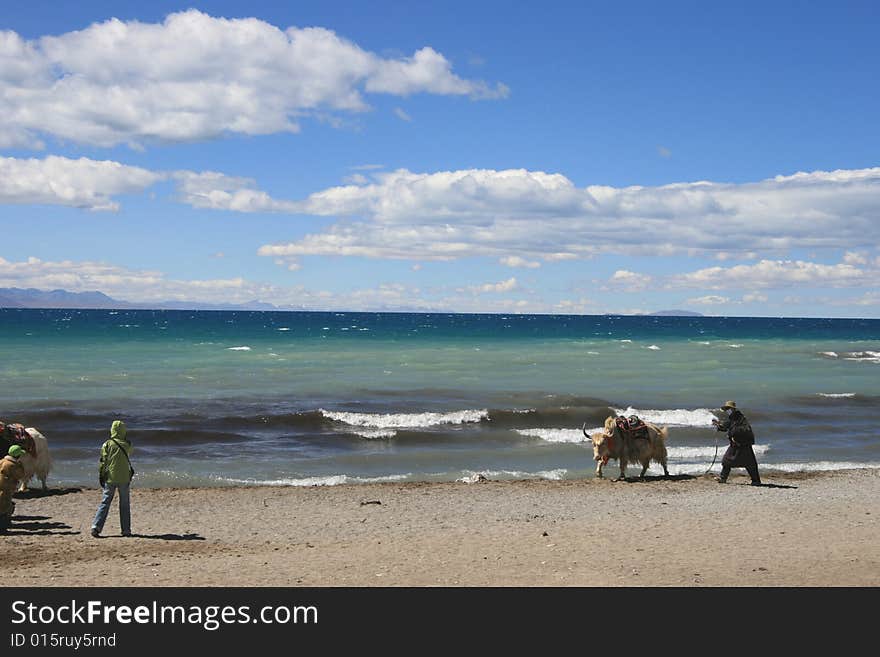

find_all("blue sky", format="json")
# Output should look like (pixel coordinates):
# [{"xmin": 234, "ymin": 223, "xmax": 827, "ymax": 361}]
[{"xmin": 1, "ymin": 1, "xmax": 879, "ymax": 316}]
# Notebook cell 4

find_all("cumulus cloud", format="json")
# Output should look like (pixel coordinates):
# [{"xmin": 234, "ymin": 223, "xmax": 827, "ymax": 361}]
[
  {"xmin": 1, "ymin": 10, "xmax": 507, "ymax": 148},
  {"xmin": 469, "ymin": 277, "xmax": 518, "ymax": 294},
  {"xmin": 0, "ymin": 155, "xmax": 163, "ymax": 210},
  {"xmin": 7, "ymin": 154, "xmax": 880, "ymax": 290},
  {"xmin": 258, "ymin": 166, "xmax": 880, "ymax": 264},
  {"xmin": 843, "ymin": 251, "xmax": 869, "ymax": 265},
  {"xmin": 172, "ymin": 171, "xmax": 300, "ymax": 212},
  {"xmin": 669, "ymin": 259, "xmax": 875, "ymax": 290},
  {"xmin": 0, "ymin": 155, "xmax": 304, "ymax": 213},
  {"xmin": 608, "ymin": 270, "xmax": 652, "ymax": 291},
  {"xmin": 393, "ymin": 107, "xmax": 412, "ymax": 122},
  {"xmin": 687, "ymin": 295, "xmax": 731, "ymax": 305},
  {"xmin": 500, "ymin": 256, "xmax": 540, "ymax": 269}
]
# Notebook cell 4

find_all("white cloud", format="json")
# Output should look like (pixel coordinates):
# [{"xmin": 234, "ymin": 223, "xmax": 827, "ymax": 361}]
[
  {"xmin": 715, "ymin": 251, "xmax": 758, "ymax": 261},
  {"xmin": 0, "ymin": 155, "xmax": 301, "ymax": 213},
  {"xmin": 469, "ymin": 277, "xmax": 518, "ymax": 294},
  {"xmin": 608, "ymin": 270, "xmax": 652, "ymax": 291},
  {"xmin": 393, "ymin": 107, "xmax": 412, "ymax": 122},
  {"xmin": 500, "ymin": 256, "xmax": 540, "ymax": 269},
  {"xmin": 0, "ymin": 155, "xmax": 163, "ymax": 210},
  {"xmin": 258, "ymin": 166, "xmax": 880, "ymax": 264},
  {"xmin": 1, "ymin": 10, "xmax": 507, "ymax": 148},
  {"xmin": 670, "ymin": 259, "xmax": 874, "ymax": 290},
  {"xmin": 172, "ymin": 171, "xmax": 300, "ymax": 213},
  {"xmin": 742, "ymin": 292, "xmax": 768, "ymax": 303},
  {"xmin": 687, "ymin": 295, "xmax": 730, "ymax": 305},
  {"xmin": 657, "ymin": 146, "xmax": 671, "ymax": 158},
  {"xmin": 843, "ymin": 251, "xmax": 868, "ymax": 265}
]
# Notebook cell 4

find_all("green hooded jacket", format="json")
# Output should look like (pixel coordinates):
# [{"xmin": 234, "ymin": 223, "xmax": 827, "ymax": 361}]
[{"xmin": 99, "ymin": 420, "xmax": 133, "ymax": 485}]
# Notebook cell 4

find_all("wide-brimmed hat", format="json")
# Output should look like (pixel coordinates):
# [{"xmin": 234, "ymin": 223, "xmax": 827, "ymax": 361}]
[
  {"xmin": 721, "ymin": 400, "xmax": 737, "ymax": 410},
  {"xmin": 8, "ymin": 444, "xmax": 25, "ymax": 458}
]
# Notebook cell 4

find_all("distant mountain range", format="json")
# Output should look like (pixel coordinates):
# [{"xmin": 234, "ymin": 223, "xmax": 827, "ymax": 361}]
[{"xmin": 0, "ymin": 287, "xmax": 704, "ymax": 316}]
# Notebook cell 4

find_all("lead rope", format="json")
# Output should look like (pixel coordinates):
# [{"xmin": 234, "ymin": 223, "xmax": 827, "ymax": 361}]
[{"xmin": 704, "ymin": 430, "xmax": 719, "ymax": 476}]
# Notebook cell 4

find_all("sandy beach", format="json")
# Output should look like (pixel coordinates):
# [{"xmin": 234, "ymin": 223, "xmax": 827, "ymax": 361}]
[{"xmin": 1, "ymin": 469, "xmax": 878, "ymax": 587}]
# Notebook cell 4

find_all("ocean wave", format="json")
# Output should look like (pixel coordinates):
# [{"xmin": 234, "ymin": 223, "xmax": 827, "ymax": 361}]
[
  {"xmin": 646, "ymin": 345, "xmax": 661, "ymax": 350},
  {"xmin": 320, "ymin": 408, "xmax": 488, "ymax": 429},
  {"xmin": 516, "ymin": 428, "xmax": 600, "ymax": 443},
  {"xmin": 458, "ymin": 468, "xmax": 567, "ymax": 482},
  {"xmin": 817, "ymin": 393, "xmax": 856, "ymax": 398},
  {"xmin": 214, "ymin": 473, "xmax": 411, "ymax": 486},
  {"xmin": 352, "ymin": 428, "xmax": 398, "ymax": 439},
  {"xmin": 842, "ymin": 351, "xmax": 880, "ymax": 363},
  {"xmin": 613, "ymin": 407, "xmax": 718, "ymax": 427},
  {"xmin": 227, "ymin": 346, "xmax": 251, "ymax": 351}
]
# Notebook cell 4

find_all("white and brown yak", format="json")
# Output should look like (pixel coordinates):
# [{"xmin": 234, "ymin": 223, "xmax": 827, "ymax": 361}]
[
  {"xmin": 583, "ymin": 415, "xmax": 670, "ymax": 481},
  {"xmin": 1, "ymin": 422, "xmax": 52, "ymax": 491}
]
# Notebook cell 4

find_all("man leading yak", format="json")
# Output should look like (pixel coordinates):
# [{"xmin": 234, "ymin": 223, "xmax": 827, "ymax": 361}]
[{"xmin": 712, "ymin": 401, "xmax": 761, "ymax": 486}]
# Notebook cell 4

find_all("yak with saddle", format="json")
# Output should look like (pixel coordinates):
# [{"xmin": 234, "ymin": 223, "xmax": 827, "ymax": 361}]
[
  {"xmin": 583, "ymin": 414, "xmax": 670, "ymax": 481},
  {"xmin": 0, "ymin": 421, "xmax": 52, "ymax": 491}
]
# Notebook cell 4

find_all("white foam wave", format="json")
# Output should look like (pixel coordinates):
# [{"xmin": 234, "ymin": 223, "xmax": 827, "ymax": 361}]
[
  {"xmin": 727, "ymin": 344, "xmax": 743, "ymax": 348},
  {"xmin": 817, "ymin": 393, "xmax": 856, "ymax": 398},
  {"xmin": 517, "ymin": 428, "xmax": 601, "ymax": 443},
  {"xmin": 459, "ymin": 468, "xmax": 567, "ymax": 482},
  {"xmin": 613, "ymin": 407, "xmax": 718, "ymax": 427},
  {"xmin": 646, "ymin": 345, "xmax": 661, "ymax": 350},
  {"xmin": 277, "ymin": 327, "xmax": 291, "ymax": 331},
  {"xmin": 227, "ymin": 346, "xmax": 251, "ymax": 351},
  {"xmin": 217, "ymin": 473, "xmax": 411, "ymax": 487},
  {"xmin": 352, "ymin": 429, "xmax": 398, "ymax": 439},
  {"xmin": 819, "ymin": 351, "xmax": 838, "ymax": 358},
  {"xmin": 843, "ymin": 351, "xmax": 880, "ymax": 363},
  {"xmin": 321, "ymin": 408, "xmax": 488, "ymax": 428},
  {"xmin": 518, "ymin": 428, "xmax": 585, "ymax": 443},
  {"xmin": 457, "ymin": 473, "xmax": 489, "ymax": 483}
]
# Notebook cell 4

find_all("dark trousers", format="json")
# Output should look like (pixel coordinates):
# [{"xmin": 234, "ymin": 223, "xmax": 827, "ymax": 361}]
[{"xmin": 720, "ymin": 442, "xmax": 761, "ymax": 483}]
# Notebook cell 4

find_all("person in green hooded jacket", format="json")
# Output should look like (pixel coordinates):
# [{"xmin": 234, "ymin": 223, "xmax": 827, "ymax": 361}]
[{"xmin": 91, "ymin": 420, "xmax": 134, "ymax": 537}]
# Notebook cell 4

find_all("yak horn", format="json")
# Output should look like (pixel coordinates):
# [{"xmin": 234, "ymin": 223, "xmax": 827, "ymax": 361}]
[{"xmin": 582, "ymin": 422, "xmax": 589, "ymax": 438}]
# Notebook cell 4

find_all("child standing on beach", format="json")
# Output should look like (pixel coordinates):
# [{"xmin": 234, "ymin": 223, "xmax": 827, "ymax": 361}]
[{"xmin": 91, "ymin": 420, "xmax": 134, "ymax": 537}]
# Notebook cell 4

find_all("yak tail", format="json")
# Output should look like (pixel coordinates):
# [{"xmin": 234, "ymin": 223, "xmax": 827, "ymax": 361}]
[{"xmin": 658, "ymin": 426, "xmax": 669, "ymax": 442}]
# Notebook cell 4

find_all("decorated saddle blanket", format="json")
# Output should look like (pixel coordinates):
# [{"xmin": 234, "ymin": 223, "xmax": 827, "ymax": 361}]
[
  {"xmin": 615, "ymin": 415, "xmax": 650, "ymax": 440},
  {"xmin": 0, "ymin": 422, "xmax": 36, "ymax": 455}
]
